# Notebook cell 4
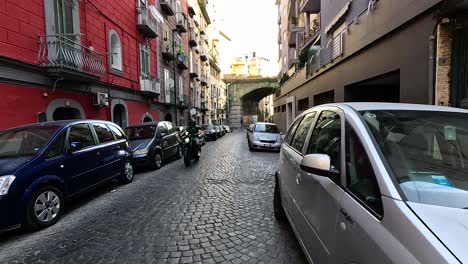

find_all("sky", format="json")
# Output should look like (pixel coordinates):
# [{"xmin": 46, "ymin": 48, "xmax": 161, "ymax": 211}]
[{"xmin": 213, "ymin": 0, "xmax": 279, "ymax": 76}]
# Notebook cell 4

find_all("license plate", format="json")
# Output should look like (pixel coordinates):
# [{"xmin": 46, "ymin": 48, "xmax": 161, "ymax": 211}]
[{"xmin": 264, "ymin": 144, "xmax": 270, "ymax": 148}]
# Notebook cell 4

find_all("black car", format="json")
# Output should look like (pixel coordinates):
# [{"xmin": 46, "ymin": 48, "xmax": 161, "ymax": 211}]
[
  {"xmin": 126, "ymin": 121, "xmax": 182, "ymax": 169},
  {"xmin": 202, "ymin": 124, "xmax": 218, "ymax": 141},
  {"xmin": 214, "ymin": 126, "xmax": 223, "ymax": 138}
]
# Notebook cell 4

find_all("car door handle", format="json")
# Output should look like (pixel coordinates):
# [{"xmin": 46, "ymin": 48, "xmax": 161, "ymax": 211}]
[
  {"xmin": 340, "ymin": 208, "xmax": 354, "ymax": 224},
  {"xmin": 296, "ymin": 173, "xmax": 302, "ymax": 184}
]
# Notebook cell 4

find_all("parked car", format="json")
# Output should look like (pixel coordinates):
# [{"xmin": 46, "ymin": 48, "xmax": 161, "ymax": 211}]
[
  {"xmin": 214, "ymin": 125, "xmax": 223, "ymax": 138},
  {"xmin": 126, "ymin": 121, "xmax": 182, "ymax": 170},
  {"xmin": 0, "ymin": 120, "xmax": 133, "ymax": 231},
  {"xmin": 246, "ymin": 124, "xmax": 254, "ymax": 138},
  {"xmin": 223, "ymin": 125, "xmax": 231, "ymax": 133},
  {"xmin": 202, "ymin": 124, "xmax": 218, "ymax": 141},
  {"xmin": 275, "ymin": 103, "xmax": 468, "ymax": 264},
  {"xmin": 247, "ymin": 122, "xmax": 282, "ymax": 151},
  {"xmin": 218, "ymin": 125, "xmax": 226, "ymax": 136}
]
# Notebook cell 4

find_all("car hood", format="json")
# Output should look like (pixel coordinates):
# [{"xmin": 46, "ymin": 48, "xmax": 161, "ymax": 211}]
[
  {"xmin": 0, "ymin": 156, "xmax": 33, "ymax": 175},
  {"xmin": 253, "ymin": 132, "xmax": 279, "ymax": 141},
  {"xmin": 408, "ymin": 202, "xmax": 468, "ymax": 262},
  {"xmin": 129, "ymin": 139, "xmax": 152, "ymax": 151}
]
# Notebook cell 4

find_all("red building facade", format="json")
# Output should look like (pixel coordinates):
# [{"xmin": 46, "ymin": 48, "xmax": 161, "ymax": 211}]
[{"xmin": 0, "ymin": 0, "xmax": 191, "ymax": 130}]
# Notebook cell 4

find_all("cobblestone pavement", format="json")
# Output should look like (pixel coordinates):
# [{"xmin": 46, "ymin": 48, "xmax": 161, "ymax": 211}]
[{"xmin": 0, "ymin": 132, "xmax": 307, "ymax": 264}]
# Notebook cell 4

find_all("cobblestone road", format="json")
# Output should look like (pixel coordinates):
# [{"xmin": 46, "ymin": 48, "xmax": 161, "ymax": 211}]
[{"xmin": 0, "ymin": 132, "xmax": 307, "ymax": 264}]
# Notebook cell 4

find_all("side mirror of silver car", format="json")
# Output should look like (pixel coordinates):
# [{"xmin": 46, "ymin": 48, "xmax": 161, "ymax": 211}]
[{"xmin": 300, "ymin": 154, "xmax": 339, "ymax": 181}]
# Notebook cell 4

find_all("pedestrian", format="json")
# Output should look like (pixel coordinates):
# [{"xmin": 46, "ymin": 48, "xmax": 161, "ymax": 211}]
[{"xmin": 240, "ymin": 117, "xmax": 243, "ymax": 131}]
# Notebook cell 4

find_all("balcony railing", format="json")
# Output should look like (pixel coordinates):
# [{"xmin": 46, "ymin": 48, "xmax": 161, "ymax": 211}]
[
  {"xmin": 162, "ymin": 38, "xmax": 175, "ymax": 61},
  {"xmin": 189, "ymin": 30, "xmax": 198, "ymax": 47},
  {"xmin": 38, "ymin": 35, "xmax": 105, "ymax": 79},
  {"xmin": 200, "ymin": 47, "xmax": 208, "ymax": 62},
  {"xmin": 160, "ymin": 0, "xmax": 176, "ymax": 16},
  {"xmin": 200, "ymin": 73, "xmax": 208, "ymax": 86},
  {"xmin": 188, "ymin": 0, "xmax": 196, "ymax": 16},
  {"xmin": 299, "ymin": 14, "xmax": 320, "ymax": 49},
  {"xmin": 140, "ymin": 76, "xmax": 161, "ymax": 96},
  {"xmin": 176, "ymin": 53, "xmax": 188, "ymax": 70},
  {"xmin": 137, "ymin": 4, "xmax": 159, "ymax": 38},
  {"xmin": 190, "ymin": 57, "xmax": 199, "ymax": 78},
  {"xmin": 176, "ymin": 12, "xmax": 188, "ymax": 33},
  {"xmin": 306, "ymin": 33, "xmax": 343, "ymax": 76}
]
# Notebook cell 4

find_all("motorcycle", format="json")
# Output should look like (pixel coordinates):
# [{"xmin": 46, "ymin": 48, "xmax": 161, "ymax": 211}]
[{"xmin": 181, "ymin": 131, "xmax": 201, "ymax": 167}]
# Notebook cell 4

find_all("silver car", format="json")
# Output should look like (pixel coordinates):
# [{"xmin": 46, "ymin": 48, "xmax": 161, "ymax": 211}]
[
  {"xmin": 275, "ymin": 103, "xmax": 468, "ymax": 264},
  {"xmin": 248, "ymin": 122, "xmax": 282, "ymax": 151}
]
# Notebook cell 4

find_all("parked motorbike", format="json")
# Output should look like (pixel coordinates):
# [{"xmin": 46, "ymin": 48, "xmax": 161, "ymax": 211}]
[{"xmin": 181, "ymin": 131, "xmax": 201, "ymax": 167}]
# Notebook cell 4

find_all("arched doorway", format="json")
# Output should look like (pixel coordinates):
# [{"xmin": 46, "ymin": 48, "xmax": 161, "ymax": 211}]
[
  {"xmin": 52, "ymin": 107, "xmax": 82, "ymax": 121},
  {"xmin": 164, "ymin": 113, "xmax": 172, "ymax": 122},
  {"xmin": 113, "ymin": 104, "xmax": 127, "ymax": 128},
  {"xmin": 143, "ymin": 116, "xmax": 152, "ymax": 122}
]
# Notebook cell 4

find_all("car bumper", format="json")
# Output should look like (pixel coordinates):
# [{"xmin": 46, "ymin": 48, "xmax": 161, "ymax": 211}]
[
  {"xmin": 0, "ymin": 195, "xmax": 21, "ymax": 231},
  {"xmin": 205, "ymin": 133, "xmax": 217, "ymax": 140},
  {"xmin": 251, "ymin": 141, "xmax": 282, "ymax": 151},
  {"xmin": 133, "ymin": 155, "xmax": 151, "ymax": 167}
]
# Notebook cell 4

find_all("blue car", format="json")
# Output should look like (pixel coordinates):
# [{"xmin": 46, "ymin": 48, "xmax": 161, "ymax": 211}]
[{"xmin": 0, "ymin": 120, "xmax": 133, "ymax": 231}]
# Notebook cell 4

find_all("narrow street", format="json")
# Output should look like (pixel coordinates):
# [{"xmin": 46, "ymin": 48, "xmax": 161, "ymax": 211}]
[{"xmin": 0, "ymin": 132, "xmax": 307, "ymax": 264}]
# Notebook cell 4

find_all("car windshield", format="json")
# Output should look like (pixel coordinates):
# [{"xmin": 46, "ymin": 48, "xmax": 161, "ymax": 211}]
[
  {"xmin": 0, "ymin": 125, "xmax": 61, "ymax": 158},
  {"xmin": 202, "ymin": 124, "xmax": 214, "ymax": 130},
  {"xmin": 255, "ymin": 124, "xmax": 279, "ymax": 133},
  {"xmin": 126, "ymin": 126, "xmax": 156, "ymax": 140},
  {"xmin": 361, "ymin": 110, "xmax": 468, "ymax": 208}
]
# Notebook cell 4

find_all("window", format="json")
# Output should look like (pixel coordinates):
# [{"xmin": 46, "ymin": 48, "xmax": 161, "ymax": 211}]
[
  {"xmin": 290, "ymin": 112, "xmax": 316, "ymax": 152},
  {"xmin": 140, "ymin": 43, "xmax": 150, "ymax": 79},
  {"xmin": 158, "ymin": 123, "xmax": 168, "ymax": 134},
  {"xmin": 281, "ymin": 105, "xmax": 286, "ymax": 112},
  {"xmin": 346, "ymin": 123, "xmax": 383, "ymax": 215},
  {"xmin": 297, "ymin": 98, "xmax": 309, "ymax": 112},
  {"xmin": 68, "ymin": 124, "xmax": 95, "ymax": 149},
  {"xmin": 308, "ymin": 111, "xmax": 341, "ymax": 173},
  {"xmin": 254, "ymin": 124, "xmax": 279, "ymax": 134},
  {"xmin": 108, "ymin": 124, "xmax": 125, "ymax": 140},
  {"xmin": 109, "ymin": 30, "xmax": 123, "ymax": 71},
  {"xmin": 45, "ymin": 132, "xmax": 66, "ymax": 159},
  {"xmin": 164, "ymin": 69, "xmax": 172, "ymax": 103},
  {"xmin": 52, "ymin": 0, "xmax": 76, "ymax": 37},
  {"xmin": 93, "ymin": 123, "xmax": 115, "ymax": 143}
]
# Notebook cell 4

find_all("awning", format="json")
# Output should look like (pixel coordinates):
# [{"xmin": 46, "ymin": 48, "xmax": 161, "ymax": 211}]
[{"xmin": 324, "ymin": 1, "xmax": 352, "ymax": 34}]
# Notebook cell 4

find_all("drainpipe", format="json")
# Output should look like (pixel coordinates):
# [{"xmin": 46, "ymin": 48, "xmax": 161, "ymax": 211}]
[
  {"xmin": 172, "ymin": 30, "xmax": 178, "ymax": 125},
  {"xmin": 428, "ymin": 34, "xmax": 436, "ymax": 105}
]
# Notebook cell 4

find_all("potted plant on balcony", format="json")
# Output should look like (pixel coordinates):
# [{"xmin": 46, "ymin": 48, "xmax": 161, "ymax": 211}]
[{"xmin": 289, "ymin": 16, "xmax": 297, "ymax": 26}]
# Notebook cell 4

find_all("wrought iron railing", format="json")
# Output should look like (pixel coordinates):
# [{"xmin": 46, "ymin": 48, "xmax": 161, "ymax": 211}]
[
  {"xmin": 38, "ymin": 34, "xmax": 105, "ymax": 78},
  {"xmin": 176, "ymin": 12, "xmax": 188, "ymax": 32},
  {"xmin": 306, "ymin": 32, "xmax": 343, "ymax": 76}
]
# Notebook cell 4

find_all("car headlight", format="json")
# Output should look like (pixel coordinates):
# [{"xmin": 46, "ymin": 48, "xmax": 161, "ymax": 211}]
[
  {"xmin": 184, "ymin": 138, "xmax": 190, "ymax": 143},
  {"xmin": 0, "ymin": 175, "xmax": 15, "ymax": 196},
  {"xmin": 133, "ymin": 148, "xmax": 149, "ymax": 156}
]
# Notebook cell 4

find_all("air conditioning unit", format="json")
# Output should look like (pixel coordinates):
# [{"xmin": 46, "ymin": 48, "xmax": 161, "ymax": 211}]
[{"xmin": 93, "ymin": 92, "xmax": 109, "ymax": 107}]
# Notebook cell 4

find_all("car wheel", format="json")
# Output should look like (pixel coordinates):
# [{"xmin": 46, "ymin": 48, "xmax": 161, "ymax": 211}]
[
  {"xmin": 274, "ymin": 177, "xmax": 286, "ymax": 221},
  {"xmin": 24, "ymin": 185, "xmax": 64, "ymax": 230},
  {"xmin": 120, "ymin": 160, "xmax": 134, "ymax": 184},
  {"xmin": 151, "ymin": 152, "xmax": 162, "ymax": 170},
  {"xmin": 175, "ymin": 145, "xmax": 183, "ymax": 159}
]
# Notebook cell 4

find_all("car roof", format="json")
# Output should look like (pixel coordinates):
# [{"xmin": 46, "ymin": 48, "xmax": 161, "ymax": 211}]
[
  {"xmin": 126, "ymin": 122, "xmax": 160, "ymax": 128},
  {"xmin": 254, "ymin": 122, "xmax": 277, "ymax": 126},
  {"xmin": 312, "ymin": 102, "xmax": 468, "ymax": 114},
  {"xmin": 2, "ymin": 119, "xmax": 120, "ymax": 131}
]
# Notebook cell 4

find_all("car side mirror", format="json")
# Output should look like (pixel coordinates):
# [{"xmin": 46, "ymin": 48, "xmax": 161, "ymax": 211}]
[
  {"xmin": 69, "ymin": 142, "xmax": 83, "ymax": 152},
  {"xmin": 300, "ymin": 154, "xmax": 339, "ymax": 180}
]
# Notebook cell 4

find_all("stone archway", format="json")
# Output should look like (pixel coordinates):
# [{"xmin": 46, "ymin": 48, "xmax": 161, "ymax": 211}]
[
  {"xmin": 111, "ymin": 99, "xmax": 128, "ymax": 128},
  {"xmin": 142, "ymin": 113, "xmax": 154, "ymax": 123},
  {"xmin": 46, "ymin": 99, "xmax": 86, "ymax": 121}
]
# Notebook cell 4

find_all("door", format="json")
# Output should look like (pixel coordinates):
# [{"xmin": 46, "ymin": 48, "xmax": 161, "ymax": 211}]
[
  {"xmin": 296, "ymin": 110, "xmax": 345, "ymax": 263},
  {"xmin": 66, "ymin": 123, "xmax": 101, "ymax": 194},
  {"xmin": 157, "ymin": 122, "xmax": 170, "ymax": 158},
  {"xmin": 333, "ymin": 123, "xmax": 388, "ymax": 263},
  {"xmin": 165, "ymin": 122, "xmax": 178, "ymax": 157},
  {"xmin": 91, "ymin": 123, "xmax": 121, "ymax": 181}
]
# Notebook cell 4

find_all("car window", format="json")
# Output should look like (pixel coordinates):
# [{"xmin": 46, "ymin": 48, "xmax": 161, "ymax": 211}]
[
  {"xmin": 93, "ymin": 123, "xmax": 115, "ymax": 143},
  {"xmin": 108, "ymin": 124, "xmax": 125, "ymax": 140},
  {"xmin": 158, "ymin": 123, "xmax": 168, "ymax": 134},
  {"xmin": 45, "ymin": 132, "xmax": 66, "ymax": 159},
  {"xmin": 346, "ymin": 123, "xmax": 383, "ymax": 216},
  {"xmin": 285, "ymin": 117, "xmax": 303, "ymax": 145},
  {"xmin": 68, "ymin": 124, "xmax": 96, "ymax": 149},
  {"xmin": 255, "ymin": 124, "xmax": 279, "ymax": 133},
  {"xmin": 307, "ymin": 111, "xmax": 341, "ymax": 173},
  {"xmin": 290, "ymin": 112, "xmax": 316, "ymax": 153},
  {"xmin": 166, "ymin": 122, "xmax": 175, "ymax": 133}
]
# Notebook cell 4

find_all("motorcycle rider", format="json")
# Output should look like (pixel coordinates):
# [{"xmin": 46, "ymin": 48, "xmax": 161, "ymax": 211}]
[{"xmin": 186, "ymin": 118, "xmax": 201, "ymax": 143}]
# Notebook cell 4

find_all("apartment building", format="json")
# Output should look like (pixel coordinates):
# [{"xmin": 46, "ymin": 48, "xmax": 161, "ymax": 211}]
[
  {"xmin": 0, "ymin": 0, "xmax": 196, "ymax": 129},
  {"xmin": 274, "ymin": 0, "xmax": 468, "ymax": 131}
]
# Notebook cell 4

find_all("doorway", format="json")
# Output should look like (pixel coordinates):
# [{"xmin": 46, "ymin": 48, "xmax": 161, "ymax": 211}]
[
  {"xmin": 165, "ymin": 113, "xmax": 173, "ymax": 122},
  {"xmin": 52, "ymin": 107, "xmax": 81, "ymax": 121},
  {"xmin": 143, "ymin": 116, "xmax": 153, "ymax": 122},
  {"xmin": 113, "ymin": 104, "xmax": 127, "ymax": 128},
  {"xmin": 345, "ymin": 71, "xmax": 400, "ymax": 103}
]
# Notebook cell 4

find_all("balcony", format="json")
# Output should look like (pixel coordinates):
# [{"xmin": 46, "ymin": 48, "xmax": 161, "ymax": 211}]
[
  {"xmin": 38, "ymin": 35, "xmax": 105, "ymax": 80},
  {"xmin": 306, "ymin": 34, "xmax": 343, "ymax": 77},
  {"xmin": 200, "ymin": 73, "xmax": 208, "ymax": 86},
  {"xmin": 162, "ymin": 38, "xmax": 175, "ymax": 61},
  {"xmin": 200, "ymin": 48, "xmax": 208, "ymax": 62},
  {"xmin": 189, "ymin": 30, "xmax": 198, "ymax": 47},
  {"xmin": 176, "ymin": 53, "xmax": 188, "ymax": 70},
  {"xmin": 140, "ymin": 77, "xmax": 160, "ymax": 96},
  {"xmin": 288, "ymin": 18, "xmax": 304, "ymax": 47},
  {"xmin": 300, "ymin": 0, "xmax": 320, "ymax": 14},
  {"xmin": 190, "ymin": 57, "xmax": 199, "ymax": 78},
  {"xmin": 201, "ymin": 32, "xmax": 209, "ymax": 44},
  {"xmin": 288, "ymin": 48, "xmax": 298, "ymax": 68},
  {"xmin": 188, "ymin": 0, "xmax": 196, "ymax": 17},
  {"xmin": 176, "ymin": 12, "xmax": 188, "ymax": 33},
  {"xmin": 299, "ymin": 14, "xmax": 321, "ymax": 49},
  {"xmin": 160, "ymin": 0, "xmax": 176, "ymax": 16},
  {"xmin": 137, "ymin": 4, "xmax": 159, "ymax": 38}
]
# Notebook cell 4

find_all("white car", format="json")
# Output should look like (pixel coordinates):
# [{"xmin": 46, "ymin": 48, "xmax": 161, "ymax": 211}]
[
  {"xmin": 275, "ymin": 103, "xmax": 468, "ymax": 264},
  {"xmin": 247, "ymin": 122, "xmax": 282, "ymax": 151}
]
